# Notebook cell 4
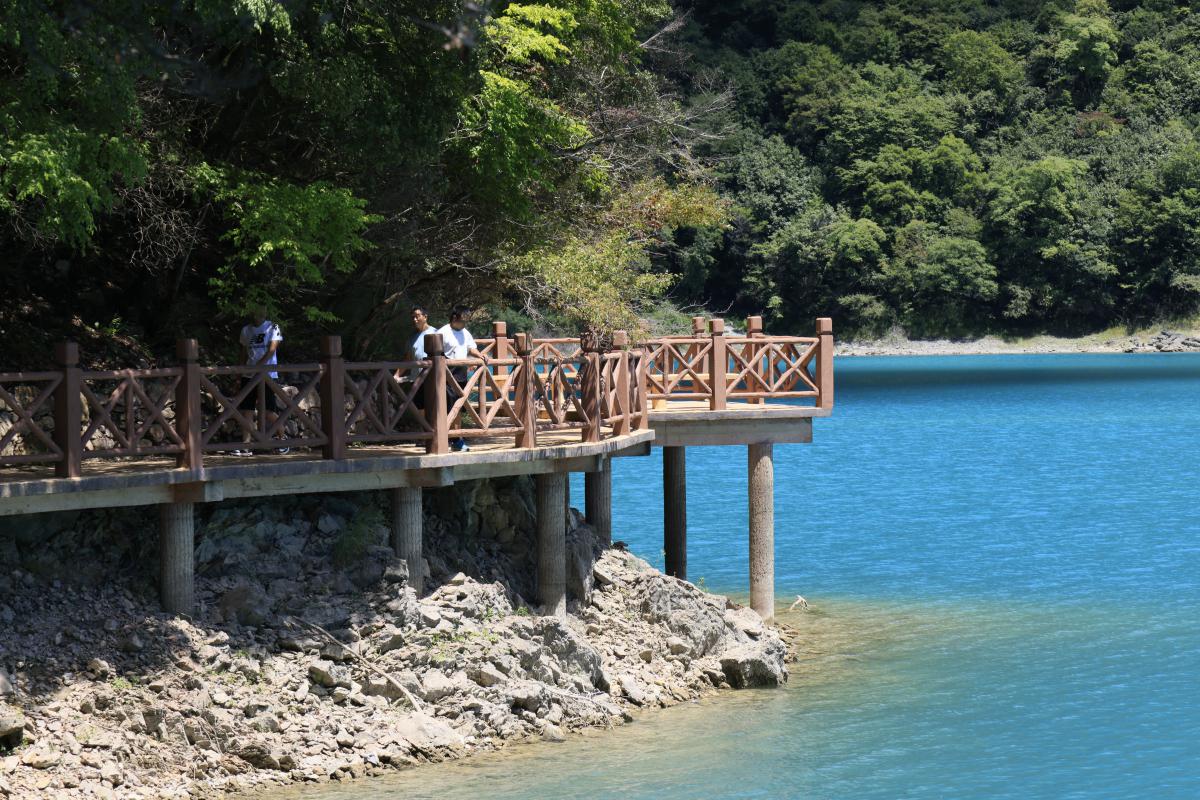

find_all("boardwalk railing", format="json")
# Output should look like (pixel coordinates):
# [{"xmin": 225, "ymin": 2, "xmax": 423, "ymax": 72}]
[{"xmin": 0, "ymin": 317, "xmax": 831, "ymax": 476}]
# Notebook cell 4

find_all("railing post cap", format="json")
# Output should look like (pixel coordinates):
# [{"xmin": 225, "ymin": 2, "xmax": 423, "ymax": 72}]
[
  {"xmin": 691, "ymin": 316, "xmax": 705, "ymax": 333},
  {"xmin": 423, "ymin": 332, "xmax": 445, "ymax": 356},
  {"xmin": 176, "ymin": 338, "xmax": 199, "ymax": 361},
  {"xmin": 612, "ymin": 330, "xmax": 629, "ymax": 348},
  {"xmin": 747, "ymin": 315, "xmax": 763, "ymax": 333},
  {"xmin": 817, "ymin": 317, "xmax": 834, "ymax": 335},
  {"xmin": 320, "ymin": 335, "xmax": 343, "ymax": 357},
  {"xmin": 709, "ymin": 318, "xmax": 725, "ymax": 335},
  {"xmin": 55, "ymin": 341, "xmax": 79, "ymax": 366},
  {"xmin": 492, "ymin": 320, "xmax": 507, "ymax": 336},
  {"xmin": 513, "ymin": 332, "xmax": 531, "ymax": 353}
]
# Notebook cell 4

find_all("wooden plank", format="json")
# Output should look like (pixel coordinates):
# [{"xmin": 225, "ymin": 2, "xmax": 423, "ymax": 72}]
[{"xmin": 650, "ymin": 417, "xmax": 812, "ymax": 447}]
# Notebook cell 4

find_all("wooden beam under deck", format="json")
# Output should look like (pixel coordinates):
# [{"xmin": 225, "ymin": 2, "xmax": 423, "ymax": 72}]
[
  {"xmin": 0, "ymin": 430, "xmax": 654, "ymax": 517},
  {"xmin": 649, "ymin": 402, "xmax": 824, "ymax": 447}
]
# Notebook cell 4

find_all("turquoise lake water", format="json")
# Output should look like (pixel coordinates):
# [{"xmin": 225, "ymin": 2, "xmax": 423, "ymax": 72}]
[{"xmin": 279, "ymin": 354, "xmax": 1200, "ymax": 799}]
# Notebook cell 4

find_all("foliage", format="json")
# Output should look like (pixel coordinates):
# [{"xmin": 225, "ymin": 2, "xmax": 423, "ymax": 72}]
[
  {"xmin": 0, "ymin": 0, "xmax": 715, "ymax": 366},
  {"xmin": 668, "ymin": 0, "xmax": 1200, "ymax": 338}
]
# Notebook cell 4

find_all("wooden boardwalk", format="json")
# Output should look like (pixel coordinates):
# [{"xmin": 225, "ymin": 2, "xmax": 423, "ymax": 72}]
[{"xmin": 0, "ymin": 316, "xmax": 834, "ymax": 619}]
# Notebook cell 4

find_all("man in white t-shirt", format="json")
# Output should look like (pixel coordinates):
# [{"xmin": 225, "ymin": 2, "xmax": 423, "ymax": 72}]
[
  {"xmin": 395, "ymin": 305, "xmax": 438, "ymax": 409},
  {"xmin": 436, "ymin": 306, "xmax": 489, "ymax": 451},
  {"xmin": 234, "ymin": 306, "xmax": 286, "ymax": 455}
]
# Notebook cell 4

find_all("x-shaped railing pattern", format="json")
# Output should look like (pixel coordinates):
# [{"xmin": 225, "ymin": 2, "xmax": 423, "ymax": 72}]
[
  {"xmin": 80, "ymin": 370, "xmax": 186, "ymax": 457},
  {"xmin": 199, "ymin": 367, "xmax": 326, "ymax": 450},
  {"xmin": 343, "ymin": 364, "xmax": 433, "ymax": 443},
  {"xmin": 644, "ymin": 339, "xmax": 714, "ymax": 399},
  {"xmin": 0, "ymin": 374, "xmax": 62, "ymax": 464}
]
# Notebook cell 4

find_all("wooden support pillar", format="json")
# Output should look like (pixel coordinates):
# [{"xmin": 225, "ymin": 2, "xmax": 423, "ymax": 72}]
[
  {"xmin": 536, "ymin": 473, "xmax": 567, "ymax": 618},
  {"xmin": 585, "ymin": 458, "xmax": 612, "ymax": 546},
  {"xmin": 391, "ymin": 486, "xmax": 423, "ymax": 595},
  {"xmin": 663, "ymin": 445, "xmax": 687, "ymax": 580},
  {"xmin": 748, "ymin": 442, "xmax": 774, "ymax": 621},
  {"xmin": 159, "ymin": 502, "xmax": 194, "ymax": 615}
]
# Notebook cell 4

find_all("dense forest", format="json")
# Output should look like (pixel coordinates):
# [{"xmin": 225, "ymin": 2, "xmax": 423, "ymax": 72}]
[
  {"xmin": 673, "ymin": 0, "xmax": 1200, "ymax": 338},
  {"xmin": 3, "ymin": 0, "xmax": 1200, "ymax": 365}
]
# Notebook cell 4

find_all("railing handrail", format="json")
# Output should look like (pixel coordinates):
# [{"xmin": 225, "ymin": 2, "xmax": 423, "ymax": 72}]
[{"xmin": 0, "ymin": 318, "xmax": 833, "ymax": 474}]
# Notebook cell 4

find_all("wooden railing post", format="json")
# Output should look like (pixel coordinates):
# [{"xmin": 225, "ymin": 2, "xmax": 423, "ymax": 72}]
[
  {"xmin": 492, "ymin": 321, "xmax": 509, "ymax": 371},
  {"xmin": 424, "ymin": 333, "xmax": 450, "ymax": 454},
  {"xmin": 320, "ymin": 336, "xmax": 346, "ymax": 460},
  {"xmin": 632, "ymin": 342, "xmax": 650, "ymax": 431},
  {"xmin": 54, "ymin": 342, "xmax": 82, "ymax": 478},
  {"xmin": 612, "ymin": 330, "xmax": 631, "ymax": 436},
  {"xmin": 175, "ymin": 339, "xmax": 203, "ymax": 471},
  {"xmin": 816, "ymin": 317, "xmax": 835, "ymax": 411},
  {"xmin": 691, "ymin": 316, "xmax": 705, "ymax": 336},
  {"xmin": 746, "ymin": 315, "xmax": 764, "ymax": 404},
  {"xmin": 709, "ymin": 318, "xmax": 726, "ymax": 411},
  {"xmin": 514, "ymin": 333, "xmax": 538, "ymax": 448},
  {"xmin": 581, "ymin": 339, "xmax": 602, "ymax": 443}
]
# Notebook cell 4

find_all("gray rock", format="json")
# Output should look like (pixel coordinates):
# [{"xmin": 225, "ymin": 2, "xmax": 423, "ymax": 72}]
[
  {"xmin": 320, "ymin": 641, "xmax": 355, "ymax": 663},
  {"xmin": 391, "ymin": 712, "xmax": 465, "ymax": 753},
  {"xmin": 0, "ymin": 706, "xmax": 23, "ymax": 749},
  {"xmin": 505, "ymin": 681, "xmax": 544, "ymax": 711},
  {"xmin": 308, "ymin": 659, "xmax": 351, "ymax": 689},
  {"xmin": 469, "ymin": 664, "xmax": 506, "ymax": 688},
  {"xmin": 0, "ymin": 673, "xmax": 12, "ymax": 697},
  {"xmin": 419, "ymin": 671, "xmax": 457, "ymax": 702},
  {"xmin": 383, "ymin": 560, "xmax": 410, "ymax": 585},
  {"xmin": 218, "ymin": 582, "xmax": 274, "ymax": 627},
  {"xmin": 718, "ymin": 643, "xmax": 788, "ymax": 688},
  {"xmin": 20, "ymin": 746, "xmax": 59, "ymax": 769},
  {"xmin": 235, "ymin": 741, "xmax": 292, "ymax": 771},
  {"xmin": 541, "ymin": 723, "xmax": 566, "ymax": 742}
]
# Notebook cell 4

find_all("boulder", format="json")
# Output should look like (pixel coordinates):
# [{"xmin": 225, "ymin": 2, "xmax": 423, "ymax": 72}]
[
  {"xmin": 218, "ymin": 581, "xmax": 274, "ymax": 627},
  {"xmin": 717, "ymin": 643, "xmax": 788, "ymax": 688},
  {"xmin": 308, "ymin": 659, "xmax": 351, "ymax": 689},
  {"xmin": 0, "ymin": 707, "xmax": 23, "ymax": 750},
  {"xmin": 392, "ymin": 712, "xmax": 465, "ymax": 753}
]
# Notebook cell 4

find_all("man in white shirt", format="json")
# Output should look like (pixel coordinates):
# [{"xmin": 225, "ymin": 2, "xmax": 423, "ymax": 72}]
[
  {"xmin": 436, "ymin": 306, "xmax": 489, "ymax": 451},
  {"xmin": 396, "ymin": 305, "xmax": 438, "ymax": 410},
  {"xmin": 234, "ymin": 306, "xmax": 287, "ymax": 455},
  {"xmin": 407, "ymin": 305, "xmax": 438, "ymax": 360}
]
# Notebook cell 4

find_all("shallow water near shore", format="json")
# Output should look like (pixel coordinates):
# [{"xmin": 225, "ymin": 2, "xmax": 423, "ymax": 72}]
[{"xmin": 270, "ymin": 354, "xmax": 1200, "ymax": 799}]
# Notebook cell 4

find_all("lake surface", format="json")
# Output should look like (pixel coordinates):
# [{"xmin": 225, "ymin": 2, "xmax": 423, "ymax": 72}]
[{"xmin": 278, "ymin": 354, "xmax": 1200, "ymax": 799}]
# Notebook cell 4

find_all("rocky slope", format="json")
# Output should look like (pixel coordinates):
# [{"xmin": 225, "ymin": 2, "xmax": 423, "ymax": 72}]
[{"xmin": 0, "ymin": 482, "xmax": 788, "ymax": 798}]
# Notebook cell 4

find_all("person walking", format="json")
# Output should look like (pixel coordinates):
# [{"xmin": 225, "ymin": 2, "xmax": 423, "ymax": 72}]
[
  {"xmin": 234, "ymin": 305, "xmax": 287, "ymax": 455},
  {"xmin": 436, "ymin": 305, "xmax": 488, "ymax": 451},
  {"xmin": 395, "ymin": 305, "xmax": 438, "ymax": 412}
]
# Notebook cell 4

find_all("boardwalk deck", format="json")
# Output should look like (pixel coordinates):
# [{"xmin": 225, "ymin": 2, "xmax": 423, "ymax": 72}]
[{"xmin": 0, "ymin": 317, "xmax": 835, "ymax": 618}]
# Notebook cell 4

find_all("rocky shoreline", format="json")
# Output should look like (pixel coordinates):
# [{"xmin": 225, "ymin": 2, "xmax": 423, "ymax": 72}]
[
  {"xmin": 837, "ymin": 328, "xmax": 1200, "ymax": 357},
  {"xmin": 0, "ymin": 482, "xmax": 789, "ymax": 799}
]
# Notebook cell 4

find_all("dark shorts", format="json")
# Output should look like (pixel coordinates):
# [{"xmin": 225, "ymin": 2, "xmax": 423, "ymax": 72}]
[{"xmin": 237, "ymin": 379, "xmax": 282, "ymax": 412}]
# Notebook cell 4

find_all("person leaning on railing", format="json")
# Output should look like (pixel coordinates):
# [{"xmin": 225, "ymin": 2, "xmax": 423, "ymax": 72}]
[{"xmin": 437, "ymin": 305, "xmax": 489, "ymax": 452}]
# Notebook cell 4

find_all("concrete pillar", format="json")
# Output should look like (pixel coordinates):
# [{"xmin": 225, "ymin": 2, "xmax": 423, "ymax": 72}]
[
  {"xmin": 159, "ymin": 502, "xmax": 194, "ymax": 615},
  {"xmin": 564, "ymin": 473, "xmax": 571, "ymax": 526},
  {"xmin": 536, "ymin": 473, "xmax": 567, "ymax": 618},
  {"xmin": 663, "ymin": 445, "xmax": 687, "ymax": 580},
  {"xmin": 391, "ymin": 487, "xmax": 423, "ymax": 595},
  {"xmin": 748, "ymin": 443, "xmax": 775, "ymax": 620},
  {"xmin": 585, "ymin": 459, "xmax": 612, "ymax": 547}
]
